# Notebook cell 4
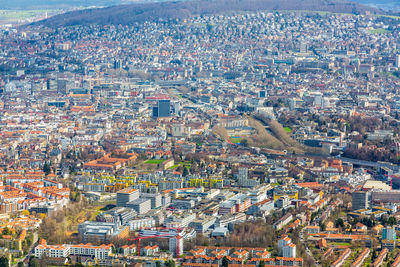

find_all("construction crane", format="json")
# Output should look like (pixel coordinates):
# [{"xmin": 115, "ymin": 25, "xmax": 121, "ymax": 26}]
[{"xmin": 128, "ymin": 227, "xmax": 183, "ymax": 258}]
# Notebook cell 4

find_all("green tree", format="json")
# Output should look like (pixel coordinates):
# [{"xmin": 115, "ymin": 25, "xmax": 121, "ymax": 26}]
[
  {"xmin": 240, "ymin": 139, "xmax": 249, "ymax": 147},
  {"xmin": 222, "ymin": 256, "xmax": 229, "ymax": 267},
  {"xmin": 182, "ymin": 167, "xmax": 189, "ymax": 176},
  {"xmin": 319, "ymin": 222, "xmax": 326, "ymax": 232},
  {"xmin": 259, "ymin": 260, "xmax": 265, "ymax": 267},
  {"xmin": 2, "ymin": 227, "xmax": 11, "ymax": 236},
  {"xmin": 388, "ymin": 216, "xmax": 397, "ymax": 226},
  {"xmin": 381, "ymin": 216, "xmax": 388, "ymax": 226},
  {"xmin": 43, "ymin": 162, "xmax": 51, "ymax": 176},
  {"xmin": 74, "ymin": 256, "xmax": 83, "ymax": 267},
  {"xmin": 164, "ymin": 260, "xmax": 175, "ymax": 267},
  {"xmin": 371, "ymin": 250, "xmax": 377, "ymax": 261},
  {"xmin": 335, "ymin": 218, "xmax": 345, "ymax": 228},
  {"xmin": 0, "ymin": 256, "xmax": 8, "ymax": 267},
  {"xmin": 28, "ymin": 257, "xmax": 39, "ymax": 267}
]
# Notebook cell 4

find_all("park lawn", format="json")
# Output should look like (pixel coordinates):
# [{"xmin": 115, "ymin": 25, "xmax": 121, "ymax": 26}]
[
  {"xmin": 283, "ymin": 127, "xmax": 292, "ymax": 133},
  {"xmin": 183, "ymin": 163, "xmax": 192, "ymax": 170},
  {"xmin": 378, "ymin": 14, "xmax": 400, "ymax": 20},
  {"xmin": 182, "ymin": 162, "xmax": 192, "ymax": 168},
  {"xmin": 331, "ymin": 242, "xmax": 351, "ymax": 246},
  {"xmin": 230, "ymin": 138, "xmax": 242, "ymax": 144},
  {"xmin": 368, "ymin": 28, "xmax": 390, "ymax": 34},
  {"xmin": 145, "ymin": 159, "xmax": 166, "ymax": 164},
  {"xmin": 168, "ymin": 164, "xmax": 180, "ymax": 169},
  {"xmin": 168, "ymin": 162, "xmax": 192, "ymax": 170},
  {"xmin": 363, "ymin": 258, "xmax": 372, "ymax": 266},
  {"xmin": 0, "ymin": 9, "xmax": 57, "ymax": 21}
]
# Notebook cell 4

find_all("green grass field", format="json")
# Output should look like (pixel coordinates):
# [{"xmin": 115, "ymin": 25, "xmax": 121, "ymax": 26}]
[
  {"xmin": 144, "ymin": 159, "xmax": 166, "ymax": 164},
  {"xmin": 368, "ymin": 28, "xmax": 390, "ymax": 34},
  {"xmin": 168, "ymin": 164, "xmax": 180, "ymax": 169},
  {"xmin": 230, "ymin": 137, "xmax": 243, "ymax": 144},
  {"xmin": 168, "ymin": 162, "xmax": 192, "ymax": 169},
  {"xmin": 331, "ymin": 242, "xmax": 351, "ymax": 246},
  {"xmin": 283, "ymin": 127, "xmax": 292, "ymax": 133},
  {"xmin": 378, "ymin": 14, "xmax": 400, "ymax": 20},
  {"xmin": 0, "ymin": 9, "xmax": 59, "ymax": 23}
]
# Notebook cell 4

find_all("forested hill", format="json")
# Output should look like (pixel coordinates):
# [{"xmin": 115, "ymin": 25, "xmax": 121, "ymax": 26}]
[
  {"xmin": 33, "ymin": 0, "xmax": 384, "ymax": 27},
  {"xmin": 350, "ymin": 0, "xmax": 400, "ymax": 12}
]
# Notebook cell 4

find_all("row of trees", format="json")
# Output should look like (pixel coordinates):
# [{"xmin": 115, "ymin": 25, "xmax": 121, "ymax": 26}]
[
  {"xmin": 186, "ymin": 220, "xmax": 278, "ymax": 251},
  {"xmin": 343, "ymin": 146, "xmax": 400, "ymax": 163},
  {"xmin": 38, "ymin": 196, "xmax": 89, "ymax": 244}
]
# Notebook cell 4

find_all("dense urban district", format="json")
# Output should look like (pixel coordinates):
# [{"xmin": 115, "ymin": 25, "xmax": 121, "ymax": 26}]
[{"xmin": 0, "ymin": 10, "xmax": 399, "ymax": 267}]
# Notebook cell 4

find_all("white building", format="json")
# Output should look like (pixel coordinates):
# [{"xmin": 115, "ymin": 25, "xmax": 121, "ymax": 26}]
[
  {"xmin": 282, "ymin": 243, "xmax": 296, "ymax": 258},
  {"xmin": 34, "ymin": 240, "xmax": 112, "ymax": 260},
  {"xmin": 69, "ymin": 244, "xmax": 113, "ymax": 260},
  {"xmin": 278, "ymin": 235, "xmax": 292, "ymax": 251},
  {"xmin": 169, "ymin": 236, "xmax": 184, "ymax": 256},
  {"xmin": 35, "ymin": 243, "xmax": 70, "ymax": 258},
  {"xmin": 278, "ymin": 235, "xmax": 296, "ymax": 258}
]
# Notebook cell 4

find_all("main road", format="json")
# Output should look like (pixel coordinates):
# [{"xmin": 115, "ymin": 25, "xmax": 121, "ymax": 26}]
[{"xmin": 257, "ymin": 147, "xmax": 399, "ymax": 172}]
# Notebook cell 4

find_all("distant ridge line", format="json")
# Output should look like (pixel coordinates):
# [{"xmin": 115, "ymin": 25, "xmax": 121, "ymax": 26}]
[{"xmin": 31, "ymin": 0, "xmax": 385, "ymax": 27}]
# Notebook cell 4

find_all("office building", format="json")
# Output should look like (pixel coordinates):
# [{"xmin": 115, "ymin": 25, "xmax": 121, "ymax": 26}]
[
  {"xmin": 169, "ymin": 236, "xmax": 184, "ymax": 257},
  {"xmin": 140, "ymin": 193, "xmax": 162, "ymax": 209},
  {"xmin": 171, "ymin": 199, "xmax": 195, "ymax": 210},
  {"xmin": 114, "ymin": 59, "xmax": 122, "ymax": 69},
  {"xmin": 237, "ymin": 167, "xmax": 259, "ymax": 187},
  {"xmin": 96, "ymin": 207, "xmax": 136, "ymax": 225},
  {"xmin": 237, "ymin": 167, "xmax": 248, "ymax": 183},
  {"xmin": 153, "ymin": 99, "xmax": 171, "ymax": 118},
  {"xmin": 383, "ymin": 227, "xmax": 397, "ymax": 241},
  {"xmin": 173, "ymin": 101, "xmax": 181, "ymax": 114},
  {"xmin": 158, "ymin": 99, "xmax": 171, "ymax": 117},
  {"xmin": 165, "ymin": 213, "xmax": 196, "ymax": 228},
  {"xmin": 300, "ymin": 42, "xmax": 308, "ymax": 53},
  {"xmin": 46, "ymin": 79, "xmax": 57, "ymax": 91},
  {"xmin": 189, "ymin": 216, "xmax": 217, "ymax": 233},
  {"xmin": 126, "ymin": 198, "xmax": 152, "ymax": 215},
  {"xmin": 78, "ymin": 220, "xmax": 130, "ymax": 242},
  {"xmin": 352, "ymin": 191, "xmax": 368, "ymax": 210},
  {"xmin": 129, "ymin": 218, "xmax": 156, "ymax": 230},
  {"xmin": 275, "ymin": 196, "xmax": 291, "ymax": 209},
  {"xmin": 116, "ymin": 188, "xmax": 139, "ymax": 207},
  {"xmin": 162, "ymin": 194, "xmax": 171, "ymax": 206}
]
